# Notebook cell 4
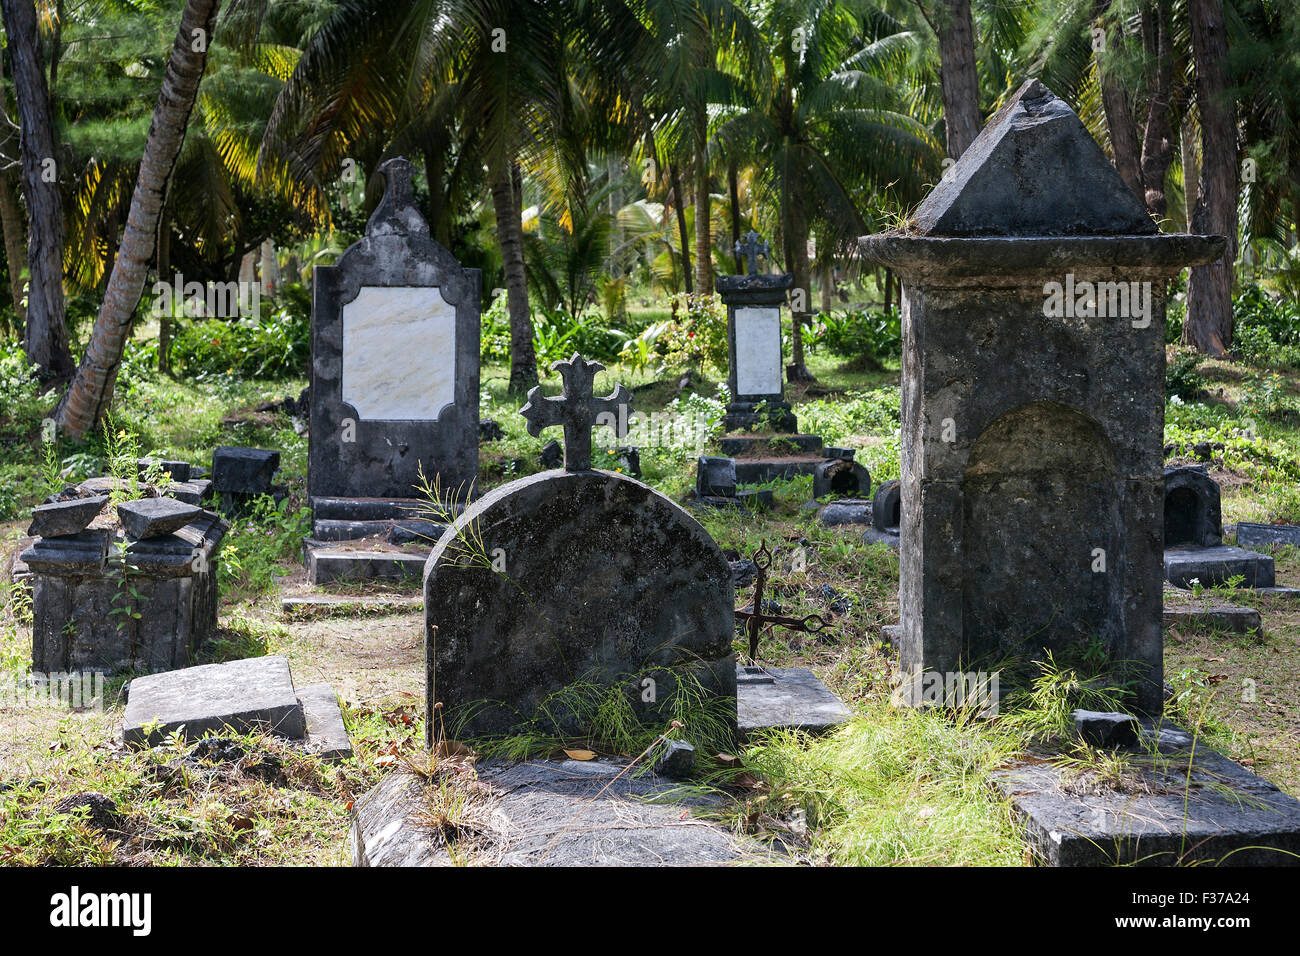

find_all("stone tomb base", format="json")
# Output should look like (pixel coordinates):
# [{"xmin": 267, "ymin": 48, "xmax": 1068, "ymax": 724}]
[
  {"xmin": 1163, "ymin": 545, "xmax": 1275, "ymax": 589},
  {"xmin": 305, "ymin": 495, "xmax": 457, "ymax": 588},
  {"xmin": 737, "ymin": 666, "xmax": 850, "ymax": 738},
  {"xmin": 123, "ymin": 655, "xmax": 352, "ymax": 761},
  {"xmin": 994, "ymin": 721, "xmax": 1300, "ymax": 866},
  {"xmin": 352, "ymin": 760, "xmax": 781, "ymax": 867}
]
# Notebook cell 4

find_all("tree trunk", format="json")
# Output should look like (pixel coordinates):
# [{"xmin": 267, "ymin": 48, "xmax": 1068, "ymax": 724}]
[
  {"xmin": 424, "ymin": 144, "xmax": 450, "ymax": 247},
  {"xmin": 1093, "ymin": 0, "xmax": 1145, "ymax": 202},
  {"xmin": 1180, "ymin": 110, "xmax": 1199, "ymax": 229},
  {"xmin": 1138, "ymin": 0, "xmax": 1175, "ymax": 219},
  {"xmin": 0, "ymin": 169, "xmax": 27, "ymax": 335},
  {"xmin": 157, "ymin": 216, "xmax": 171, "ymax": 374},
  {"xmin": 1, "ymin": 0, "xmax": 74, "ymax": 380},
  {"xmin": 728, "ymin": 161, "xmax": 741, "ymax": 273},
  {"xmin": 784, "ymin": 195, "xmax": 815, "ymax": 384},
  {"xmin": 669, "ymin": 162, "xmax": 691, "ymax": 293},
  {"xmin": 490, "ymin": 160, "xmax": 537, "ymax": 393},
  {"xmin": 691, "ymin": 123, "xmax": 712, "ymax": 294},
  {"xmin": 1182, "ymin": 0, "xmax": 1236, "ymax": 356},
  {"xmin": 54, "ymin": 0, "xmax": 222, "ymax": 438},
  {"xmin": 935, "ymin": 0, "xmax": 982, "ymax": 159}
]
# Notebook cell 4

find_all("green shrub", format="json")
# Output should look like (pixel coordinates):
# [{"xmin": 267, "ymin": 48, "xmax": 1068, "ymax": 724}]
[
  {"xmin": 1166, "ymin": 352, "xmax": 1204, "ymax": 401},
  {"xmin": 813, "ymin": 308, "xmax": 902, "ymax": 364},
  {"xmin": 170, "ymin": 284, "xmax": 310, "ymax": 379}
]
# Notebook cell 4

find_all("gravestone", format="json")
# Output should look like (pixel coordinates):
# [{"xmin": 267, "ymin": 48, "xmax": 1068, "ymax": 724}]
[
  {"xmin": 861, "ymin": 80, "xmax": 1224, "ymax": 713},
  {"xmin": 1162, "ymin": 465, "xmax": 1274, "ymax": 588},
  {"xmin": 307, "ymin": 157, "xmax": 480, "ymax": 578},
  {"xmin": 425, "ymin": 354, "xmax": 736, "ymax": 740}
]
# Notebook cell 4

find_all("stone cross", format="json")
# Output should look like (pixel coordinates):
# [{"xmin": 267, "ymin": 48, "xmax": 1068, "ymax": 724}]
[
  {"xmin": 734, "ymin": 231, "xmax": 770, "ymax": 276},
  {"xmin": 521, "ymin": 354, "xmax": 632, "ymax": 472}
]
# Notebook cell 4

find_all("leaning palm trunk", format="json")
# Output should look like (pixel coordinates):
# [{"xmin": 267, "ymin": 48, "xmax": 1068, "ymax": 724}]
[
  {"xmin": 784, "ymin": 196, "xmax": 815, "ymax": 384},
  {"xmin": 54, "ymin": 0, "xmax": 221, "ymax": 438}
]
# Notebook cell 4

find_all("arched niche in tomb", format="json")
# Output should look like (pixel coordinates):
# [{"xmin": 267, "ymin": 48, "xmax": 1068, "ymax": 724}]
[
  {"xmin": 961, "ymin": 401, "xmax": 1123, "ymax": 661},
  {"xmin": 1162, "ymin": 465, "xmax": 1222, "ymax": 548}
]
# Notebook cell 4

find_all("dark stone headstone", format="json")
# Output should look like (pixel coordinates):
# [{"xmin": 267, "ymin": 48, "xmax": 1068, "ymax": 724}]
[
  {"xmin": 117, "ymin": 498, "xmax": 203, "ymax": 540},
  {"xmin": 1163, "ymin": 465, "xmax": 1222, "ymax": 547},
  {"xmin": 860, "ymin": 80, "xmax": 1224, "ymax": 714},
  {"xmin": 212, "ymin": 446, "xmax": 280, "ymax": 494},
  {"xmin": 539, "ymin": 439, "xmax": 563, "ymax": 469},
  {"xmin": 872, "ymin": 479, "xmax": 901, "ymax": 532},
  {"xmin": 478, "ymin": 418, "xmax": 505, "ymax": 442},
  {"xmin": 309, "ymin": 157, "xmax": 480, "ymax": 504},
  {"xmin": 715, "ymin": 255, "xmax": 797, "ymax": 433},
  {"xmin": 27, "ymin": 496, "xmax": 108, "ymax": 538},
  {"xmin": 696, "ymin": 456, "xmax": 737, "ymax": 498},
  {"xmin": 424, "ymin": 470, "xmax": 736, "ymax": 740}
]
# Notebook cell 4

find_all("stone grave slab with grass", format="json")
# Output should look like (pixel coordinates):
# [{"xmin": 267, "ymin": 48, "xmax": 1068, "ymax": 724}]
[
  {"xmin": 353, "ymin": 355, "xmax": 848, "ymax": 865},
  {"xmin": 122, "ymin": 654, "xmax": 351, "ymax": 762},
  {"xmin": 303, "ymin": 156, "xmax": 479, "ymax": 587}
]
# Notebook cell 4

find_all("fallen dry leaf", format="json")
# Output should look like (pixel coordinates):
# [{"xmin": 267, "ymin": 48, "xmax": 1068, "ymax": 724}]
[{"xmin": 563, "ymin": 749, "xmax": 597, "ymax": 761}]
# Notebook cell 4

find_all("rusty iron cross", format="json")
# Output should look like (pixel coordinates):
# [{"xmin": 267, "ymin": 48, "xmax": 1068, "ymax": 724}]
[
  {"xmin": 735, "ymin": 541, "xmax": 829, "ymax": 661},
  {"xmin": 520, "ymin": 353, "xmax": 632, "ymax": 472},
  {"xmin": 734, "ymin": 231, "xmax": 771, "ymax": 276}
]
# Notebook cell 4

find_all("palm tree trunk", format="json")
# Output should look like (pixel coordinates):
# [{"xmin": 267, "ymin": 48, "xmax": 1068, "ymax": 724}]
[
  {"xmin": 491, "ymin": 160, "xmax": 537, "ymax": 393},
  {"xmin": 935, "ymin": 0, "xmax": 982, "ymax": 159},
  {"xmin": 1, "ymin": 0, "xmax": 74, "ymax": 381},
  {"xmin": 669, "ymin": 163, "xmax": 692, "ymax": 293},
  {"xmin": 784, "ymin": 194, "xmax": 815, "ymax": 384},
  {"xmin": 728, "ymin": 161, "xmax": 741, "ymax": 273},
  {"xmin": 0, "ymin": 169, "xmax": 27, "ymax": 335},
  {"xmin": 1180, "ymin": 110, "xmax": 1199, "ymax": 229},
  {"xmin": 691, "ymin": 122, "xmax": 712, "ymax": 293},
  {"xmin": 1138, "ymin": 0, "xmax": 1175, "ymax": 219},
  {"xmin": 157, "ymin": 214, "xmax": 172, "ymax": 374},
  {"xmin": 1182, "ymin": 0, "xmax": 1236, "ymax": 356},
  {"xmin": 1093, "ymin": 1, "xmax": 1144, "ymax": 202},
  {"xmin": 54, "ymin": 0, "xmax": 222, "ymax": 438}
]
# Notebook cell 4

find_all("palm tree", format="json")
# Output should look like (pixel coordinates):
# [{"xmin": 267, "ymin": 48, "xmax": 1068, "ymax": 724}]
[
  {"xmin": 55, "ymin": 0, "xmax": 224, "ymax": 438},
  {"xmin": 715, "ymin": 0, "xmax": 939, "ymax": 381}
]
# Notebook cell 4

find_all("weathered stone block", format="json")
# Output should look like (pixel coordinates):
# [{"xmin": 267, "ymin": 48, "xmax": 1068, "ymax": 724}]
[
  {"xmin": 212, "ymin": 446, "xmax": 280, "ymax": 494},
  {"xmin": 117, "ymin": 498, "xmax": 203, "ymax": 540},
  {"xmin": 27, "ymin": 496, "xmax": 108, "ymax": 539}
]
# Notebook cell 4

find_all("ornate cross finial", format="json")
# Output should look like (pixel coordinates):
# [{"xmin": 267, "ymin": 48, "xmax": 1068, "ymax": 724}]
[
  {"xmin": 520, "ymin": 354, "xmax": 632, "ymax": 472},
  {"xmin": 735, "ymin": 231, "xmax": 771, "ymax": 275}
]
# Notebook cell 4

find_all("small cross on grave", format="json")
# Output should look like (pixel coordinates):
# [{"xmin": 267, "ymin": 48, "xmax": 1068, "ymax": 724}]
[
  {"xmin": 521, "ymin": 353, "xmax": 632, "ymax": 472},
  {"xmin": 734, "ymin": 231, "xmax": 771, "ymax": 276},
  {"xmin": 735, "ymin": 541, "xmax": 829, "ymax": 664}
]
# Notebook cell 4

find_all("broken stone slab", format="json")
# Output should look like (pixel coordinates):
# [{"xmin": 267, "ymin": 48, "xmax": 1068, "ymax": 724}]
[
  {"xmin": 819, "ymin": 499, "xmax": 873, "ymax": 527},
  {"xmin": 165, "ymin": 478, "xmax": 213, "ymax": 505},
  {"xmin": 653, "ymin": 739, "xmax": 696, "ymax": 779},
  {"xmin": 734, "ymin": 458, "xmax": 825, "ymax": 484},
  {"xmin": 1073, "ymin": 709, "xmax": 1139, "ymax": 749},
  {"xmin": 19, "ymin": 530, "xmax": 111, "ymax": 573},
  {"xmin": 863, "ymin": 527, "xmax": 900, "ymax": 549},
  {"xmin": 737, "ymin": 666, "xmax": 851, "ymax": 738},
  {"xmin": 27, "ymin": 496, "xmax": 108, "ymax": 538},
  {"xmin": 1235, "ymin": 522, "xmax": 1300, "ymax": 550},
  {"xmin": 1162, "ymin": 602, "xmax": 1262, "ymax": 635},
  {"xmin": 212, "ymin": 446, "xmax": 281, "ymax": 494},
  {"xmin": 137, "ymin": 458, "xmax": 192, "ymax": 483},
  {"xmin": 297, "ymin": 683, "xmax": 353, "ymax": 762},
  {"xmin": 691, "ymin": 489, "xmax": 774, "ymax": 512},
  {"xmin": 1164, "ymin": 545, "xmax": 1275, "ymax": 589},
  {"xmin": 123, "ymin": 656, "xmax": 306, "ymax": 746},
  {"xmin": 117, "ymin": 497, "xmax": 204, "ymax": 540},
  {"xmin": 352, "ymin": 761, "xmax": 781, "ymax": 867},
  {"xmin": 993, "ymin": 722, "xmax": 1300, "ymax": 866}
]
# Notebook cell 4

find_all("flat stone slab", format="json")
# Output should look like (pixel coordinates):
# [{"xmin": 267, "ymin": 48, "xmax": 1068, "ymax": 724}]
[
  {"xmin": 993, "ymin": 722, "xmax": 1300, "ymax": 866},
  {"xmin": 117, "ymin": 497, "xmax": 203, "ymax": 540},
  {"xmin": 734, "ymin": 457, "xmax": 824, "ymax": 485},
  {"xmin": 123, "ymin": 656, "xmax": 306, "ymax": 746},
  {"xmin": 819, "ymin": 499, "xmax": 873, "ymax": 527},
  {"xmin": 719, "ymin": 434, "xmax": 824, "ymax": 457},
  {"xmin": 297, "ymin": 683, "xmax": 353, "ymax": 762},
  {"xmin": 307, "ymin": 545, "xmax": 428, "ymax": 586},
  {"xmin": 1162, "ymin": 603, "xmax": 1262, "ymax": 635},
  {"xmin": 862, "ymin": 527, "xmax": 901, "ymax": 549},
  {"xmin": 352, "ymin": 761, "xmax": 781, "ymax": 867},
  {"xmin": 165, "ymin": 479, "xmax": 212, "ymax": 505},
  {"xmin": 689, "ymin": 490, "xmax": 773, "ymax": 511},
  {"xmin": 737, "ymin": 667, "xmax": 850, "ymax": 737},
  {"xmin": 282, "ymin": 593, "xmax": 423, "ymax": 618},
  {"xmin": 1164, "ymin": 545, "xmax": 1275, "ymax": 589},
  {"xmin": 1235, "ymin": 522, "xmax": 1300, "ymax": 550},
  {"xmin": 27, "ymin": 495, "xmax": 108, "ymax": 538}
]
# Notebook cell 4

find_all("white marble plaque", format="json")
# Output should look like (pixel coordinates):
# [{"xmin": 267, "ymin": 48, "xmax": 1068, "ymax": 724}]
[
  {"xmin": 734, "ymin": 306, "xmax": 783, "ymax": 396},
  {"xmin": 342, "ymin": 286, "xmax": 455, "ymax": 420}
]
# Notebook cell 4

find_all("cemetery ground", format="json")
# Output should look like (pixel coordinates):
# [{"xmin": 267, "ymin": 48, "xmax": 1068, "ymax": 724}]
[{"xmin": 3, "ymin": 341, "xmax": 1300, "ymax": 866}]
